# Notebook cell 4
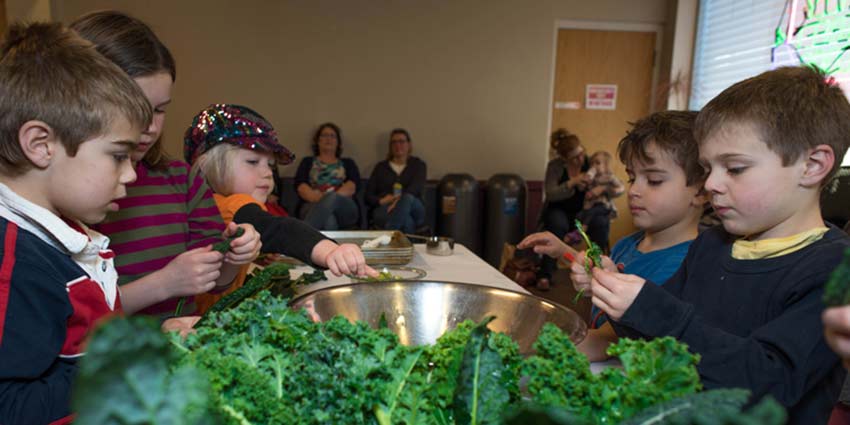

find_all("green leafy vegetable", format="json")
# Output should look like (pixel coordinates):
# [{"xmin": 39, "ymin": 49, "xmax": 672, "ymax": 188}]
[
  {"xmin": 573, "ymin": 219, "xmax": 603, "ymax": 305},
  {"xmin": 823, "ymin": 247, "xmax": 850, "ymax": 306},
  {"xmin": 619, "ymin": 388, "xmax": 785, "ymax": 425},
  {"xmin": 76, "ymin": 292, "xmax": 783, "ymax": 425},
  {"xmin": 72, "ymin": 316, "xmax": 215, "ymax": 424},
  {"xmin": 212, "ymin": 227, "xmax": 245, "ymax": 254},
  {"xmin": 574, "ymin": 219, "xmax": 602, "ymax": 273},
  {"xmin": 453, "ymin": 317, "xmax": 510, "ymax": 425},
  {"xmin": 172, "ymin": 227, "xmax": 248, "ymax": 317},
  {"xmin": 522, "ymin": 326, "xmax": 703, "ymax": 424},
  {"xmin": 196, "ymin": 262, "xmax": 295, "ymax": 325},
  {"xmin": 354, "ymin": 269, "xmax": 402, "ymax": 282}
]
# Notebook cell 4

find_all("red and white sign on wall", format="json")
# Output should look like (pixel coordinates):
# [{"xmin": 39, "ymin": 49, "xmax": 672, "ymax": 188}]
[{"xmin": 585, "ymin": 84, "xmax": 618, "ymax": 110}]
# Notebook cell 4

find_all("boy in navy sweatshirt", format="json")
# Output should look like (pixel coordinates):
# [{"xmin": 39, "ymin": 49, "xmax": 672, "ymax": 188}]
[{"xmin": 573, "ymin": 66, "xmax": 850, "ymax": 425}]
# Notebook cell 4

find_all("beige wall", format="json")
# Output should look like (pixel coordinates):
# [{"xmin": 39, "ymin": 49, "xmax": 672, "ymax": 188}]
[
  {"xmin": 51, "ymin": 0, "xmax": 671, "ymax": 180},
  {"xmin": 7, "ymin": 0, "xmax": 50, "ymax": 21}
]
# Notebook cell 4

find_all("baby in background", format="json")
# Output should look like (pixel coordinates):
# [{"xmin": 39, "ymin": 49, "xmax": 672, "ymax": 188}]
[{"xmin": 566, "ymin": 150, "xmax": 624, "ymax": 252}]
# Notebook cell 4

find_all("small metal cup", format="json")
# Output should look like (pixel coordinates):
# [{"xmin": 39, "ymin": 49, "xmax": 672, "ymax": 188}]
[{"xmin": 426, "ymin": 236, "xmax": 455, "ymax": 256}]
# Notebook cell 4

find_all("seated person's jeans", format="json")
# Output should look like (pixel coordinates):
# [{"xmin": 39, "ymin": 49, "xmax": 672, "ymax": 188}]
[
  {"xmin": 371, "ymin": 194, "xmax": 425, "ymax": 234},
  {"xmin": 299, "ymin": 192, "xmax": 359, "ymax": 230}
]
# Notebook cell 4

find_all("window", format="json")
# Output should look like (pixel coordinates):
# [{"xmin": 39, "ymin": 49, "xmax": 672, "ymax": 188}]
[{"xmin": 690, "ymin": 0, "xmax": 850, "ymax": 164}]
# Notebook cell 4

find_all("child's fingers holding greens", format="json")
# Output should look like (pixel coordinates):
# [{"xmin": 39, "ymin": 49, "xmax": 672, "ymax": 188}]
[
  {"xmin": 325, "ymin": 243, "xmax": 376, "ymax": 277},
  {"xmin": 569, "ymin": 251, "xmax": 592, "ymax": 294},
  {"xmin": 163, "ymin": 245, "xmax": 223, "ymax": 297},
  {"xmin": 589, "ymin": 268, "xmax": 645, "ymax": 321},
  {"xmin": 224, "ymin": 223, "xmax": 262, "ymax": 264}
]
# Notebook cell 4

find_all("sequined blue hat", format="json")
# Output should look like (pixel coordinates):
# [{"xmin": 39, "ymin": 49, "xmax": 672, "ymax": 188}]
[{"xmin": 183, "ymin": 104, "xmax": 295, "ymax": 165}]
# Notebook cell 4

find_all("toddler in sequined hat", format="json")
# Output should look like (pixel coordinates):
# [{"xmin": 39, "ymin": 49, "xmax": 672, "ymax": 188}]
[
  {"xmin": 185, "ymin": 104, "xmax": 294, "ymax": 204},
  {"xmin": 184, "ymin": 103, "xmax": 377, "ymax": 311},
  {"xmin": 185, "ymin": 104, "xmax": 294, "ymax": 167}
]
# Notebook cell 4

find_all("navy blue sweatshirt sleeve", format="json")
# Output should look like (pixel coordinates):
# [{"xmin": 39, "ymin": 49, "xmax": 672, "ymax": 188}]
[
  {"xmin": 0, "ymin": 228, "xmax": 75, "ymax": 425},
  {"xmin": 614, "ymin": 228, "xmax": 847, "ymax": 421}
]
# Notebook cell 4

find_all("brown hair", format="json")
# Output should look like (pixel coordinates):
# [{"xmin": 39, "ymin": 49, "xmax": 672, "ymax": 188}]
[
  {"xmin": 71, "ymin": 11, "xmax": 176, "ymax": 170},
  {"xmin": 694, "ymin": 66, "xmax": 850, "ymax": 183},
  {"xmin": 0, "ymin": 22, "xmax": 152, "ymax": 176},
  {"xmin": 386, "ymin": 128, "xmax": 412, "ymax": 161},
  {"xmin": 550, "ymin": 128, "xmax": 582, "ymax": 158},
  {"xmin": 311, "ymin": 122, "xmax": 343, "ymax": 158},
  {"xmin": 618, "ymin": 110, "xmax": 703, "ymax": 186}
]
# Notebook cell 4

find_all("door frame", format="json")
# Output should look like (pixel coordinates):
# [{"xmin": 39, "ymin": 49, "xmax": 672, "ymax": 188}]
[{"xmin": 544, "ymin": 20, "xmax": 664, "ymax": 160}]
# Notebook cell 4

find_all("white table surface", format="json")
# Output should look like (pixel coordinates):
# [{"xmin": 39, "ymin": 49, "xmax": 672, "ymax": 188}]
[{"xmin": 292, "ymin": 243, "xmax": 529, "ymax": 296}]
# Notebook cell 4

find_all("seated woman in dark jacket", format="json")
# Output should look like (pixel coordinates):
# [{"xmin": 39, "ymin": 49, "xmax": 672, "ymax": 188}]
[
  {"xmin": 294, "ymin": 122, "xmax": 361, "ymax": 230},
  {"xmin": 536, "ymin": 128, "xmax": 589, "ymax": 289},
  {"xmin": 365, "ymin": 129, "xmax": 427, "ymax": 234}
]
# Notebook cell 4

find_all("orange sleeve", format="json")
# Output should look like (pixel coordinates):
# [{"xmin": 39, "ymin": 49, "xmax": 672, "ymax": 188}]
[
  {"xmin": 212, "ymin": 193, "xmax": 267, "ymax": 224},
  {"xmin": 199, "ymin": 194, "xmax": 267, "ymax": 314}
]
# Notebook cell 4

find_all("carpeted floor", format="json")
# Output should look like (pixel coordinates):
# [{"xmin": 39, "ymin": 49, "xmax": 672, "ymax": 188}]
[{"xmin": 524, "ymin": 268, "xmax": 593, "ymax": 327}]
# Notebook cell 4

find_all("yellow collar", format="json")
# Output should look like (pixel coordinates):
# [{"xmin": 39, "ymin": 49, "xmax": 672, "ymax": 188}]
[{"xmin": 731, "ymin": 227, "xmax": 829, "ymax": 260}]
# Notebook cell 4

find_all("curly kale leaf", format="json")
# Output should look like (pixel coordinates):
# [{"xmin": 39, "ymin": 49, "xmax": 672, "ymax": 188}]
[
  {"xmin": 522, "ymin": 330, "xmax": 702, "ymax": 424},
  {"xmin": 823, "ymin": 247, "xmax": 850, "ymax": 306},
  {"xmin": 585, "ymin": 337, "xmax": 701, "ymax": 423},
  {"xmin": 521, "ymin": 323, "xmax": 594, "ymax": 416},
  {"xmin": 72, "ymin": 316, "xmax": 216, "ymax": 425}
]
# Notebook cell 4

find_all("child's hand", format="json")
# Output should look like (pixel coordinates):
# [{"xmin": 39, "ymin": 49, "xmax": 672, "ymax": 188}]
[
  {"xmin": 323, "ymin": 243, "xmax": 378, "ymax": 277},
  {"xmin": 590, "ymin": 267, "xmax": 645, "ymax": 321},
  {"xmin": 161, "ymin": 315, "xmax": 201, "ymax": 339},
  {"xmin": 223, "ymin": 222, "xmax": 262, "ymax": 265},
  {"xmin": 518, "ymin": 231, "xmax": 569, "ymax": 258},
  {"xmin": 162, "ymin": 245, "xmax": 223, "ymax": 297},
  {"xmin": 568, "ymin": 252, "xmax": 618, "ymax": 296},
  {"xmin": 823, "ymin": 306, "xmax": 850, "ymax": 369}
]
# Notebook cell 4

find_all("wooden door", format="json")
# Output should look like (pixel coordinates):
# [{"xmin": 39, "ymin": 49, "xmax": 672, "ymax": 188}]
[
  {"xmin": 551, "ymin": 28, "xmax": 656, "ymax": 247},
  {"xmin": 0, "ymin": 0, "xmax": 6, "ymax": 38}
]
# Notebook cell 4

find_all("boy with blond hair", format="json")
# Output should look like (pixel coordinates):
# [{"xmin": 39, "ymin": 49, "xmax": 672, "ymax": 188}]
[
  {"xmin": 520, "ymin": 110, "xmax": 705, "ymax": 360},
  {"xmin": 0, "ymin": 22, "xmax": 165, "ymax": 423},
  {"xmin": 578, "ymin": 66, "xmax": 850, "ymax": 425}
]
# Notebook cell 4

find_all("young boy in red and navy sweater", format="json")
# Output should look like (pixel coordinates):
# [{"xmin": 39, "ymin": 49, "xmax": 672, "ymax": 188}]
[{"xmin": 0, "ymin": 22, "xmax": 153, "ymax": 425}]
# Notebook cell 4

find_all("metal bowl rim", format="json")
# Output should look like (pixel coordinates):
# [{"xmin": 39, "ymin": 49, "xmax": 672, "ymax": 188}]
[{"xmin": 290, "ymin": 279, "xmax": 575, "ymax": 313}]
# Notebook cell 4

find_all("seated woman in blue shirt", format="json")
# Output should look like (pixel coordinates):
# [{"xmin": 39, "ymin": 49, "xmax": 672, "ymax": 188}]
[{"xmin": 294, "ymin": 122, "xmax": 361, "ymax": 230}]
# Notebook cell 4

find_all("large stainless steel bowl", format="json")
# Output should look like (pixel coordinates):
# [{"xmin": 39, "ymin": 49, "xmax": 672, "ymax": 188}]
[{"xmin": 290, "ymin": 280, "xmax": 587, "ymax": 355}]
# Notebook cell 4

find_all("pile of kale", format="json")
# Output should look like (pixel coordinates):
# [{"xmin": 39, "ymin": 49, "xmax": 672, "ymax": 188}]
[{"xmin": 71, "ymin": 291, "xmax": 785, "ymax": 425}]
